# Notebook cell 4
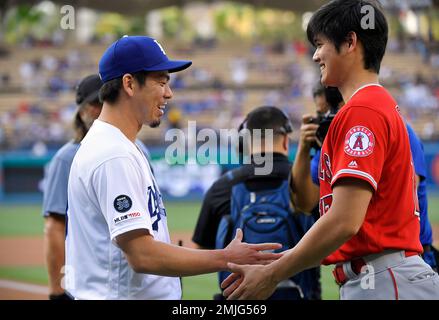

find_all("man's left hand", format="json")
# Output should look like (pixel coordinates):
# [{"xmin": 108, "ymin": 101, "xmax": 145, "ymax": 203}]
[{"xmin": 221, "ymin": 263, "xmax": 278, "ymax": 300}]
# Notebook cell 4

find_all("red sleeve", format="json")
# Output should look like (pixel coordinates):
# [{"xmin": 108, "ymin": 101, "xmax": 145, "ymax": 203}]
[{"xmin": 329, "ymin": 106, "xmax": 389, "ymax": 191}]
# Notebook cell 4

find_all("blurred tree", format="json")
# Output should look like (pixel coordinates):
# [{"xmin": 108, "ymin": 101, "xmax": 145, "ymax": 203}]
[
  {"xmin": 5, "ymin": 4, "xmax": 44, "ymax": 44},
  {"xmin": 255, "ymin": 9, "xmax": 302, "ymax": 42},
  {"xmin": 95, "ymin": 13, "xmax": 132, "ymax": 39},
  {"xmin": 213, "ymin": 3, "xmax": 304, "ymax": 42},
  {"xmin": 161, "ymin": 6, "xmax": 193, "ymax": 40},
  {"xmin": 213, "ymin": 4, "xmax": 234, "ymax": 39},
  {"xmin": 431, "ymin": 9, "xmax": 439, "ymax": 40},
  {"xmin": 128, "ymin": 16, "xmax": 145, "ymax": 35}
]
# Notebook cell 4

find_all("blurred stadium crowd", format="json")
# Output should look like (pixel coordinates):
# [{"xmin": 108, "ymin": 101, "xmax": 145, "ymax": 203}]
[{"xmin": 0, "ymin": 2, "xmax": 438, "ymax": 153}]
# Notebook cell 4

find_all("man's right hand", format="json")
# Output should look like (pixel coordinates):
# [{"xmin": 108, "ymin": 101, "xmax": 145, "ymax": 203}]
[
  {"xmin": 224, "ymin": 229, "xmax": 282, "ymax": 267},
  {"xmin": 298, "ymin": 114, "xmax": 319, "ymax": 150}
]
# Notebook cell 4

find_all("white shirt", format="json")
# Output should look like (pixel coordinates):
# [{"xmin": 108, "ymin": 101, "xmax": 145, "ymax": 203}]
[{"xmin": 65, "ymin": 120, "xmax": 181, "ymax": 300}]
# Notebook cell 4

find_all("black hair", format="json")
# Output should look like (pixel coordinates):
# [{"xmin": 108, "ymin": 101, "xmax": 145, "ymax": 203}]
[
  {"xmin": 99, "ymin": 71, "xmax": 149, "ymax": 104},
  {"xmin": 325, "ymin": 87, "xmax": 344, "ymax": 113},
  {"xmin": 312, "ymin": 82, "xmax": 344, "ymax": 113},
  {"xmin": 312, "ymin": 82, "xmax": 326, "ymax": 98},
  {"xmin": 73, "ymin": 111, "xmax": 88, "ymax": 143},
  {"xmin": 237, "ymin": 106, "xmax": 292, "ymax": 156},
  {"xmin": 73, "ymin": 99, "xmax": 103, "ymax": 143},
  {"xmin": 240, "ymin": 106, "xmax": 293, "ymax": 137},
  {"xmin": 306, "ymin": 0, "xmax": 388, "ymax": 73}
]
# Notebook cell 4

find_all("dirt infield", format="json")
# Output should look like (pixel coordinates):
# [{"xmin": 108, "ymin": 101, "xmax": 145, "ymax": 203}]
[
  {"xmin": 0, "ymin": 280, "xmax": 48, "ymax": 300},
  {"xmin": 0, "ymin": 287, "xmax": 47, "ymax": 300},
  {"xmin": 1, "ymin": 227, "xmax": 438, "ymax": 300},
  {"xmin": 0, "ymin": 231, "xmax": 195, "ymax": 300},
  {"xmin": 0, "ymin": 237, "xmax": 45, "ymax": 267}
]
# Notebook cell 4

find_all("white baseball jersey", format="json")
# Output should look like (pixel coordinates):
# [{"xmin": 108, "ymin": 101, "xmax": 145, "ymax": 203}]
[{"xmin": 65, "ymin": 119, "xmax": 181, "ymax": 300}]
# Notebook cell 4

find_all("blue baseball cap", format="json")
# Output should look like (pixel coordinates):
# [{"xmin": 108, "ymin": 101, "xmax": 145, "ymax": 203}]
[{"xmin": 98, "ymin": 36, "xmax": 192, "ymax": 82}]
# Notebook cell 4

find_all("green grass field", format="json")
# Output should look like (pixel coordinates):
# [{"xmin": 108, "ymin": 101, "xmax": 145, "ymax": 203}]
[{"xmin": 1, "ymin": 194, "xmax": 438, "ymax": 300}]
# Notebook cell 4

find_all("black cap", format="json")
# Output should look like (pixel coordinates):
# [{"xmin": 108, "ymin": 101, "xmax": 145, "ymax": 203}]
[{"xmin": 75, "ymin": 74, "xmax": 103, "ymax": 105}]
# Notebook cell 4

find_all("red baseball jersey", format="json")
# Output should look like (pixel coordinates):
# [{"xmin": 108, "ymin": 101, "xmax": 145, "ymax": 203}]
[{"xmin": 319, "ymin": 84, "xmax": 422, "ymax": 265}]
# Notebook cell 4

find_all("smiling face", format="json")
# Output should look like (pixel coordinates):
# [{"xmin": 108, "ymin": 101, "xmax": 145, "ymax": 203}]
[
  {"xmin": 312, "ymin": 35, "xmax": 350, "ymax": 88},
  {"xmin": 133, "ymin": 71, "xmax": 172, "ymax": 128}
]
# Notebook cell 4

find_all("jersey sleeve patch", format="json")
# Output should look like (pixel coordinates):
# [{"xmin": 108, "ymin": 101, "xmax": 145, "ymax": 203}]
[
  {"xmin": 113, "ymin": 211, "xmax": 142, "ymax": 225},
  {"xmin": 344, "ymin": 126, "xmax": 375, "ymax": 157},
  {"xmin": 113, "ymin": 195, "xmax": 132, "ymax": 213}
]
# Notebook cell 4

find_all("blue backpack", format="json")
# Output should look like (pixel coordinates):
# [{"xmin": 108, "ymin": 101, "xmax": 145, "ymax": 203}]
[{"xmin": 215, "ymin": 170, "xmax": 313, "ymax": 299}]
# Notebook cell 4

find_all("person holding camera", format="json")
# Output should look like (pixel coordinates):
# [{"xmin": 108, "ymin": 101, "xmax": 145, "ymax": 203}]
[{"xmin": 292, "ymin": 84, "xmax": 343, "ymax": 217}]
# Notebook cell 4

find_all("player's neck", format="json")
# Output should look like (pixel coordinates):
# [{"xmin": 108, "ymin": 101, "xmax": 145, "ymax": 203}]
[
  {"xmin": 98, "ymin": 103, "xmax": 139, "ymax": 142},
  {"xmin": 339, "ymin": 70, "xmax": 380, "ymax": 104}
]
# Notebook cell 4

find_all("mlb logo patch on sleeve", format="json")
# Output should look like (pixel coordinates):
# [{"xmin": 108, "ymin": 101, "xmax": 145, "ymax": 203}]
[
  {"xmin": 113, "ymin": 195, "xmax": 132, "ymax": 213},
  {"xmin": 114, "ymin": 212, "xmax": 142, "ymax": 225},
  {"xmin": 344, "ymin": 126, "xmax": 375, "ymax": 157}
]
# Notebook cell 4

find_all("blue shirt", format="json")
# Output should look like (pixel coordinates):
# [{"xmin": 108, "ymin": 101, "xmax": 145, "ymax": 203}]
[
  {"xmin": 42, "ymin": 139, "xmax": 151, "ymax": 217},
  {"xmin": 311, "ymin": 149, "xmax": 320, "ymax": 186},
  {"xmin": 406, "ymin": 123, "xmax": 432, "ymax": 246},
  {"xmin": 42, "ymin": 141, "xmax": 80, "ymax": 216},
  {"xmin": 310, "ymin": 123, "xmax": 432, "ymax": 245}
]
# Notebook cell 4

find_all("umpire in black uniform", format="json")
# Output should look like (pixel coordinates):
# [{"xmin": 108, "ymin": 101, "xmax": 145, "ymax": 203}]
[{"xmin": 192, "ymin": 106, "xmax": 321, "ymax": 300}]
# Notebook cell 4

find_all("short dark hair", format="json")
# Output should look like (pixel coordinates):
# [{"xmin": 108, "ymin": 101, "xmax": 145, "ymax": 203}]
[
  {"xmin": 99, "ymin": 71, "xmax": 149, "ymax": 104},
  {"xmin": 241, "ymin": 106, "xmax": 293, "ymax": 137},
  {"xmin": 312, "ymin": 82, "xmax": 344, "ymax": 113},
  {"xmin": 325, "ymin": 87, "xmax": 344, "ymax": 112},
  {"xmin": 312, "ymin": 82, "xmax": 326, "ymax": 98},
  {"xmin": 306, "ymin": 0, "xmax": 388, "ymax": 73}
]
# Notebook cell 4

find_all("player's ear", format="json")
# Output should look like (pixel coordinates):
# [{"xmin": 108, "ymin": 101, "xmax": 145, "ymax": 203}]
[
  {"xmin": 121, "ymin": 73, "xmax": 135, "ymax": 97},
  {"xmin": 345, "ymin": 31, "xmax": 357, "ymax": 53}
]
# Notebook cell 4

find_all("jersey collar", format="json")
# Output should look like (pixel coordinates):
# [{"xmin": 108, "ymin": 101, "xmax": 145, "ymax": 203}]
[{"xmin": 348, "ymin": 83, "xmax": 383, "ymax": 102}]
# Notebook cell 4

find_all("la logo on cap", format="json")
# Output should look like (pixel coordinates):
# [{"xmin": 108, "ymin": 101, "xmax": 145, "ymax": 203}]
[
  {"xmin": 154, "ymin": 40, "xmax": 166, "ymax": 55},
  {"xmin": 98, "ymin": 35, "xmax": 192, "ymax": 82}
]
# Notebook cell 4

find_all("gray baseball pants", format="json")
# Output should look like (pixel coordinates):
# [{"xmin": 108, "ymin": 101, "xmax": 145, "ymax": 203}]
[{"xmin": 339, "ymin": 250, "xmax": 439, "ymax": 300}]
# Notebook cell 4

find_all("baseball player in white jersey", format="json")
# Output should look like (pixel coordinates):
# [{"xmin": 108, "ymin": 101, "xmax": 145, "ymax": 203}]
[
  {"xmin": 42, "ymin": 74, "xmax": 151, "ymax": 299},
  {"xmin": 65, "ymin": 36, "xmax": 281, "ymax": 300}
]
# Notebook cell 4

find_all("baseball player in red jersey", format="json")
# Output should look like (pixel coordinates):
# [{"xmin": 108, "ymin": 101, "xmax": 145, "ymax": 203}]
[{"xmin": 221, "ymin": 0, "xmax": 439, "ymax": 300}]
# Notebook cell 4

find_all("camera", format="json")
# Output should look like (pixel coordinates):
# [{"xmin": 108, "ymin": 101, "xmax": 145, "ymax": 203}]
[
  {"xmin": 309, "ymin": 85, "xmax": 343, "ymax": 150},
  {"xmin": 309, "ymin": 112, "xmax": 336, "ymax": 150}
]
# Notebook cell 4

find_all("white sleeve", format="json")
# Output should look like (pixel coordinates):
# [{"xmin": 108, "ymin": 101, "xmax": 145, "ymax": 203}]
[{"xmin": 91, "ymin": 156, "xmax": 154, "ymax": 242}]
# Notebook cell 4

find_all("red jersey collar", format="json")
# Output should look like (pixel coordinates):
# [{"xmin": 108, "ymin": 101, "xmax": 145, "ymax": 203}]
[{"xmin": 348, "ymin": 83, "xmax": 383, "ymax": 102}]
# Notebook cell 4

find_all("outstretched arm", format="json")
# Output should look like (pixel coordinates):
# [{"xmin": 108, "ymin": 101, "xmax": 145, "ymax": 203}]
[
  {"xmin": 223, "ymin": 177, "xmax": 372, "ymax": 300},
  {"xmin": 117, "ymin": 228, "xmax": 282, "ymax": 277}
]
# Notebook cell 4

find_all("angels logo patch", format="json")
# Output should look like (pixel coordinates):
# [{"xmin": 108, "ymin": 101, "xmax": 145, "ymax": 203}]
[{"xmin": 344, "ymin": 126, "xmax": 375, "ymax": 157}]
